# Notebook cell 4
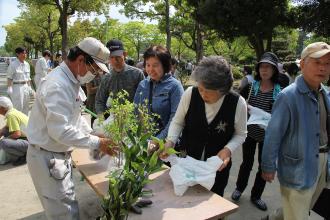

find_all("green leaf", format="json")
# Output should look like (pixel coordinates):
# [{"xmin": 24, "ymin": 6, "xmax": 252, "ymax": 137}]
[
  {"xmin": 151, "ymin": 136, "xmax": 161, "ymax": 143},
  {"xmin": 131, "ymin": 161, "xmax": 144, "ymax": 176},
  {"xmin": 149, "ymin": 151, "xmax": 159, "ymax": 168},
  {"xmin": 126, "ymin": 129, "xmax": 136, "ymax": 145},
  {"xmin": 165, "ymin": 147, "xmax": 179, "ymax": 155}
]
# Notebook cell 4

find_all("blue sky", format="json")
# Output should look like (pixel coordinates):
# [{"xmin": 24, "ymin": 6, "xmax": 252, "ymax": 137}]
[{"xmin": 0, "ymin": 0, "xmax": 145, "ymax": 47}]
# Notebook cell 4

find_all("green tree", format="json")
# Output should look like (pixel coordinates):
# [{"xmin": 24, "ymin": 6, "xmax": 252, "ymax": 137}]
[
  {"xmin": 272, "ymin": 27, "xmax": 299, "ymax": 61},
  {"xmin": 19, "ymin": 0, "xmax": 113, "ymax": 58},
  {"xmin": 116, "ymin": 0, "xmax": 172, "ymax": 50},
  {"xmin": 4, "ymin": 4, "xmax": 61, "ymax": 58},
  {"xmin": 294, "ymin": 0, "xmax": 330, "ymax": 37},
  {"xmin": 121, "ymin": 22, "xmax": 165, "ymax": 61},
  {"xmin": 187, "ymin": 0, "xmax": 293, "ymax": 59},
  {"xmin": 170, "ymin": 0, "xmax": 207, "ymax": 62}
]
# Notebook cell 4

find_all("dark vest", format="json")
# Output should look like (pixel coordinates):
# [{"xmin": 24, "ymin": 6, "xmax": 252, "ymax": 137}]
[{"xmin": 181, "ymin": 87, "xmax": 239, "ymax": 160}]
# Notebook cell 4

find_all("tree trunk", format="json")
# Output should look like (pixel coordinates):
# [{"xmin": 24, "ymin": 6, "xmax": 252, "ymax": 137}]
[
  {"xmin": 195, "ymin": 20, "xmax": 203, "ymax": 63},
  {"xmin": 249, "ymin": 34, "xmax": 264, "ymax": 60},
  {"xmin": 165, "ymin": 0, "xmax": 171, "ymax": 51},
  {"xmin": 266, "ymin": 31, "xmax": 273, "ymax": 52},
  {"xmin": 60, "ymin": 13, "xmax": 68, "ymax": 59}
]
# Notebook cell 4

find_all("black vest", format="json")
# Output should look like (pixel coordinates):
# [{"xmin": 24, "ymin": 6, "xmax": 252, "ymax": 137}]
[{"xmin": 181, "ymin": 87, "xmax": 239, "ymax": 160}]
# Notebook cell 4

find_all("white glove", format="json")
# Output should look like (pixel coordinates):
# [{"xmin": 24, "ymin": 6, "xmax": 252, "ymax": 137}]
[
  {"xmin": 7, "ymin": 86, "xmax": 13, "ymax": 96},
  {"xmin": 28, "ymin": 86, "xmax": 36, "ymax": 97}
]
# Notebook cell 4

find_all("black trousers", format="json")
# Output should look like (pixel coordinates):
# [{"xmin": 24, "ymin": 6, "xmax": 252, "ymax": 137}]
[
  {"xmin": 211, "ymin": 160, "xmax": 232, "ymax": 197},
  {"xmin": 235, "ymin": 136, "xmax": 266, "ymax": 199},
  {"xmin": 312, "ymin": 188, "xmax": 330, "ymax": 219}
]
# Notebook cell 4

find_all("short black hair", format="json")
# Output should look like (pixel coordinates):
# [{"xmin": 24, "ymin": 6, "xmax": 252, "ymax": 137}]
[
  {"xmin": 171, "ymin": 58, "xmax": 178, "ymax": 66},
  {"xmin": 126, "ymin": 58, "xmax": 134, "ymax": 66},
  {"xmin": 15, "ymin": 47, "xmax": 26, "ymax": 55},
  {"xmin": 143, "ymin": 45, "xmax": 171, "ymax": 74},
  {"xmin": 55, "ymin": 53, "xmax": 62, "ymax": 58},
  {"xmin": 67, "ymin": 46, "xmax": 94, "ymax": 64},
  {"xmin": 243, "ymin": 65, "xmax": 252, "ymax": 75}
]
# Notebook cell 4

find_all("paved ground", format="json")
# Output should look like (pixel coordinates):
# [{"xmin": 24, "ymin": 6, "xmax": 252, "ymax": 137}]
[{"xmin": 0, "ymin": 62, "xmax": 323, "ymax": 220}]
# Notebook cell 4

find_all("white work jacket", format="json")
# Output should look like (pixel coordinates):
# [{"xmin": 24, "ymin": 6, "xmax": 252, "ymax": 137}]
[
  {"xmin": 27, "ymin": 62, "xmax": 99, "ymax": 153},
  {"xmin": 35, "ymin": 57, "xmax": 48, "ymax": 78},
  {"xmin": 7, "ymin": 58, "xmax": 31, "ymax": 82}
]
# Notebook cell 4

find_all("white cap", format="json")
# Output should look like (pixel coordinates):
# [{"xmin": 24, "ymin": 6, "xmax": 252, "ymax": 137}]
[
  {"xmin": 78, "ymin": 37, "xmax": 110, "ymax": 73},
  {"xmin": 301, "ymin": 42, "xmax": 330, "ymax": 60},
  {"xmin": 0, "ymin": 96, "xmax": 13, "ymax": 109}
]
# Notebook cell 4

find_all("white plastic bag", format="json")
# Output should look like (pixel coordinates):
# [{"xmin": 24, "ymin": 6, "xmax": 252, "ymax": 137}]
[
  {"xmin": 247, "ymin": 105, "xmax": 271, "ymax": 129},
  {"xmin": 89, "ymin": 115, "xmax": 115, "ymax": 161},
  {"xmin": 92, "ymin": 114, "xmax": 114, "ymax": 136},
  {"xmin": 164, "ymin": 155, "xmax": 223, "ymax": 196}
]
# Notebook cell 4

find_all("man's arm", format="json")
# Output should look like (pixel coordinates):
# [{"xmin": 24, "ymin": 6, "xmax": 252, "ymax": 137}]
[
  {"xmin": 261, "ymin": 93, "xmax": 290, "ymax": 180},
  {"xmin": 95, "ymin": 75, "xmax": 110, "ymax": 114},
  {"xmin": 8, "ymin": 130, "xmax": 22, "ymax": 139}
]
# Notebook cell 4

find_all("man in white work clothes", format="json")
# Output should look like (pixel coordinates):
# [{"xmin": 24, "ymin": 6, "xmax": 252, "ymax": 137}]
[
  {"xmin": 34, "ymin": 50, "xmax": 52, "ymax": 89},
  {"xmin": 7, "ymin": 47, "xmax": 34, "ymax": 115},
  {"xmin": 26, "ymin": 37, "xmax": 119, "ymax": 220}
]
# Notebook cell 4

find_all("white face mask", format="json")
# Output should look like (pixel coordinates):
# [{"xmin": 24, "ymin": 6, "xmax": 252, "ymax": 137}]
[{"xmin": 77, "ymin": 71, "xmax": 95, "ymax": 84}]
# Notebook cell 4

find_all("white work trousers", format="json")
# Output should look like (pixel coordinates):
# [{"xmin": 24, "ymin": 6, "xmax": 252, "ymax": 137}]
[
  {"xmin": 27, "ymin": 145, "xmax": 79, "ymax": 220},
  {"xmin": 34, "ymin": 74, "xmax": 43, "ymax": 89},
  {"xmin": 10, "ymin": 84, "xmax": 30, "ymax": 115}
]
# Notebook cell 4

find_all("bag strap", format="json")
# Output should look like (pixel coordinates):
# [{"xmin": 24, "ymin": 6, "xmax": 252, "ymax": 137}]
[{"xmin": 247, "ymin": 83, "xmax": 253, "ymax": 103}]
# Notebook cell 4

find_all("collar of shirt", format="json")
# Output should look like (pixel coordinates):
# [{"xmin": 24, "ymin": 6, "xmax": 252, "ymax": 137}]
[
  {"xmin": 60, "ymin": 62, "xmax": 79, "ymax": 85},
  {"xmin": 148, "ymin": 73, "xmax": 172, "ymax": 84},
  {"xmin": 5, "ymin": 108, "xmax": 14, "ymax": 118},
  {"xmin": 297, "ymin": 75, "xmax": 329, "ymax": 101}
]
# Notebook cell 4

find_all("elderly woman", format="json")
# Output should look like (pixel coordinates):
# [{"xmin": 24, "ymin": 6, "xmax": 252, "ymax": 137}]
[
  {"xmin": 164, "ymin": 56, "xmax": 247, "ymax": 196},
  {"xmin": 231, "ymin": 52, "xmax": 282, "ymax": 211},
  {"xmin": 133, "ymin": 45, "xmax": 184, "ymax": 139}
]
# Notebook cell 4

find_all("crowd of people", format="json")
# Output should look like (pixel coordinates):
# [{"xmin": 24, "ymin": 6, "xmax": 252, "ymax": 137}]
[{"xmin": 0, "ymin": 37, "xmax": 329, "ymax": 220}]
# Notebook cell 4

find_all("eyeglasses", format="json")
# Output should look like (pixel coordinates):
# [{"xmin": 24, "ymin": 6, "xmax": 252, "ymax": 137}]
[{"xmin": 88, "ymin": 63, "xmax": 103, "ymax": 75}]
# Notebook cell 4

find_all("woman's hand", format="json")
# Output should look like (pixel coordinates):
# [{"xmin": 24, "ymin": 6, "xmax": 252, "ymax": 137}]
[
  {"xmin": 147, "ymin": 140, "xmax": 159, "ymax": 155},
  {"xmin": 217, "ymin": 147, "xmax": 232, "ymax": 171},
  {"xmin": 159, "ymin": 140, "xmax": 174, "ymax": 159}
]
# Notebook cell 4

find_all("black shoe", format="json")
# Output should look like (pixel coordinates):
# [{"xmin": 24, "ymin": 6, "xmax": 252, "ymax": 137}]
[
  {"xmin": 251, "ymin": 197, "xmax": 268, "ymax": 211},
  {"xmin": 231, "ymin": 189, "xmax": 242, "ymax": 201},
  {"xmin": 12, "ymin": 155, "xmax": 26, "ymax": 166}
]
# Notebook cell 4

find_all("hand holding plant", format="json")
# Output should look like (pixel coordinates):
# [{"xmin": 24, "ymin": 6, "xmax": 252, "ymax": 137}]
[
  {"xmin": 159, "ymin": 139, "xmax": 175, "ymax": 159},
  {"xmin": 99, "ymin": 138, "xmax": 119, "ymax": 156}
]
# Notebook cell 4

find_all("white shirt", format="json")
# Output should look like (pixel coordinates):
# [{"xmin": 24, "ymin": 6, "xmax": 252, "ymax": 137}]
[
  {"xmin": 26, "ymin": 62, "xmax": 99, "ymax": 153},
  {"xmin": 7, "ymin": 58, "xmax": 31, "ymax": 82},
  {"xmin": 35, "ymin": 57, "xmax": 49, "ymax": 78},
  {"xmin": 167, "ymin": 86, "xmax": 247, "ymax": 153}
]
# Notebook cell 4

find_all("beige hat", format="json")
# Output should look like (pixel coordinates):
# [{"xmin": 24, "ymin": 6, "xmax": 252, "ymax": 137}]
[
  {"xmin": 78, "ymin": 37, "xmax": 110, "ymax": 73},
  {"xmin": 301, "ymin": 42, "xmax": 330, "ymax": 60}
]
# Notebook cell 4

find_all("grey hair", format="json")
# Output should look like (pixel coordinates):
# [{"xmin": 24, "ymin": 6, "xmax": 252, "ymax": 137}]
[
  {"xmin": 191, "ymin": 56, "xmax": 233, "ymax": 93},
  {"xmin": 0, "ymin": 96, "xmax": 13, "ymax": 110}
]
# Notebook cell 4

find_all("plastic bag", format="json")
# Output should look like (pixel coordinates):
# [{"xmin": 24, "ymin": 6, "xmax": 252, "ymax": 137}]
[
  {"xmin": 164, "ymin": 155, "xmax": 223, "ymax": 196},
  {"xmin": 247, "ymin": 105, "xmax": 271, "ymax": 129},
  {"xmin": 92, "ymin": 114, "xmax": 114, "ymax": 136}
]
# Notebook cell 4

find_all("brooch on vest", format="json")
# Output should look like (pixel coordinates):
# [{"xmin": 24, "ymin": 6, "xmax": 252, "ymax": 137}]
[{"xmin": 215, "ymin": 120, "xmax": 227, "ymax": 133}]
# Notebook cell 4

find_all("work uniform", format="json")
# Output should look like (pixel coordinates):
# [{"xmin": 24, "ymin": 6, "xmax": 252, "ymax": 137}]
[
  {"xmin": 26, "ymin": 62, "xmax": 100, "ymax": 220},
  {"xmin": 34, "ymin": 57, "xmax": 49, "ymax": 89},
  {"xmin": 7, "ymin": 58, "xmax": 33, "ymax": 115}
]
